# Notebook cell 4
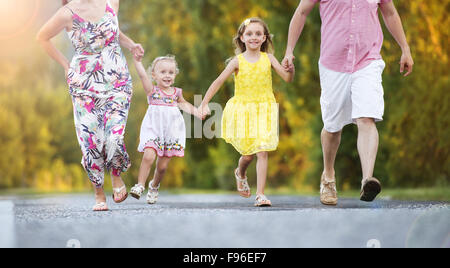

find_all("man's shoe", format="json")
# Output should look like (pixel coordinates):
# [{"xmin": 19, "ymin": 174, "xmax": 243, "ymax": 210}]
[
  {"xmin": 360, "ymin": 177, "xmax": 381, "ymax": 202},
  {"xmin": 320, "ymin": 173, "xmax": 338, "ymax": 206}
]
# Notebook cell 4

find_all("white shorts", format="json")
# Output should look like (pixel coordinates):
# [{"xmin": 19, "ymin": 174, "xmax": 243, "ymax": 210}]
[{"xmin": 319, "ymin": 59, "xmax": 386, "ymax": 133}]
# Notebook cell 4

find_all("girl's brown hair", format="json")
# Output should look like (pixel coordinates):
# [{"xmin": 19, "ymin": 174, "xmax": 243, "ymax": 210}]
[
  {"xmin": 62, "ymin": 0, "xmax": 69, "ymax": 5},
  {"xmin": 233, "ymin": 17, "xmax": 274, "ymax": 55}
]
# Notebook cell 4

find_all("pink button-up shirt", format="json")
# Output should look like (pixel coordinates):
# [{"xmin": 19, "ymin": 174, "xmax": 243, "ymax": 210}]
[{"xmin": 312, "ymin": 0, "xmax": 392, "ymax": 73}]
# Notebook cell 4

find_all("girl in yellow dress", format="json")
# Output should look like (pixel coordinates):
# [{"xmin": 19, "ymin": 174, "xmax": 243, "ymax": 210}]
[{"xmin": 199, "ymin": 18, "xmax": 295, "ymax": 207}]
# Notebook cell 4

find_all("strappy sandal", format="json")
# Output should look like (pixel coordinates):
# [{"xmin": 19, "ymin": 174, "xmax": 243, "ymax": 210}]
[
  {"xmin": 146, "ymin": 180, "xmax": 160, "ymax": 204},
  {"xmin": 235, "ymin": 168, "xmax": 251, "ymax": 198},
  {"xmin": 130, "ymin": 184, "xmax": 146, "ymax": 200},
  {"xmin": 92, "ymin": 202, "xmax": 109, "ymax": 212},
  {"xmin": 112, "ymin": 185, "xmax": 128, "ymax": 203},
  {"xmin": 254, "ymin": 194, "xmax": 272, "ymax": 207}
]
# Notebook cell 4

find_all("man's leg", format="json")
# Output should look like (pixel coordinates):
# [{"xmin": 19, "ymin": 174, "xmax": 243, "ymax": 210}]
[
  {"xmin": 320, "ymin": 129, "xmax": 341, "ymax": 206},
  {"xmin": 356, "ymin": 117, "xmax": 382, "ymax": 202},
  {"xmin": 351, "ymin": 60, "xmax": 386, "ymax": 201},
  {"xmin": 322, "ymin": 129, "xmax": 342, "ymax": 180},
  {"xmin": 356, "ymin": 118, "xmax": 379, "ymax": 181},
  {"xmin": 318, "ymin": 62, "xmax": 352, "ymax": 206}
]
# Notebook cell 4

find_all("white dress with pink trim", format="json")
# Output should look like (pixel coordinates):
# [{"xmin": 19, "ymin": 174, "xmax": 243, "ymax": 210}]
[{"xmin": 138, "ymin": 86, "xmax": 186, "ymax": 157}]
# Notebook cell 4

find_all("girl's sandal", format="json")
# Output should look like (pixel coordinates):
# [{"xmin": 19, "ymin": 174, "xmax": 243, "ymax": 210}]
[
  {"xmin": 235, "ymin": 168, "xmax": 251, "ymax": 198},
  {"xmin": 112, "ymin": 185, "xmax": 128, "ymax": 203},
  {"xmin": 146, "ymin": 180, "xmax": 160, "ymax": 204},
  {"xmin": 254, "ymin": 194, "xmax": 272, "ymax": 207},
  {"xmin": 130, "ymin": 184, "xmax": 146, "ymax": 200},
  {"xmin": 92, "ymin": 202, "xmax": 109, "ymax": 212}
]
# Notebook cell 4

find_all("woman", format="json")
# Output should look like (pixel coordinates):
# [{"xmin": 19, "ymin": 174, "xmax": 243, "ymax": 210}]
[{"xmin": 37, "ymin": 0, "xmax": 144, "ymax": 211}]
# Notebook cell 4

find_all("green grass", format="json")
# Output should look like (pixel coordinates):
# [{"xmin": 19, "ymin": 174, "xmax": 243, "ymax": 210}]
[{"xmin": 1, "ymin": 187, "xmax": 449, "ymax": 202}]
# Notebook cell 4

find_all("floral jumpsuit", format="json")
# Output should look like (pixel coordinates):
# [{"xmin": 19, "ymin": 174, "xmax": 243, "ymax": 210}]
[{"xmin": 65, "ymin": 1, "xmax": 132, "ymax": 188}]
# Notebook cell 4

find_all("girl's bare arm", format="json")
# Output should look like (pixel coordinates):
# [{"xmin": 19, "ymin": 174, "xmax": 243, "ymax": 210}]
[
  {"xmin": 178, "ymin": 94, "xmax": 202, "ymax": 119},
  {"xmin": 133, "ymin": 58, "xmax": 154, "ymax": 95},
  {"xmin": 268, "ymin": 53, "xmax": 295, "ymax": 83},
  {"xmin": 200, "ymin": 58, "xmax": 239, "ymax": 107}
]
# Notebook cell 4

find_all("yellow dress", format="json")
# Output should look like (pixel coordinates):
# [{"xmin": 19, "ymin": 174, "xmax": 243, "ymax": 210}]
[{"xmin": 221, "ymin": 52, "xmax": 279, "ymax": 156}]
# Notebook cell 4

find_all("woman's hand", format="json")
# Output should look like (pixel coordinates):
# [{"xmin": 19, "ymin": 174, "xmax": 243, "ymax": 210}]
[{"xmin": 130, "ymin": 43, "xmax": 144, "ymax": 61}]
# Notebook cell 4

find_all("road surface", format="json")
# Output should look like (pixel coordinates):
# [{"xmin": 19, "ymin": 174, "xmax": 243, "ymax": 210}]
[{"xmin": 0, "ymin": 193, "xmax": 449, "ymax": 248}]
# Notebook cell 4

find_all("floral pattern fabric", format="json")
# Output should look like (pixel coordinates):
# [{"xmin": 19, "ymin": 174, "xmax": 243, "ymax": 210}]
[
  {"xmin": 65, "ymin": 1, "xmax": 132, "ymax": 187},
  {"xmin": 66, "ymin": 1, "xmax": 132, "ymax": 98}
]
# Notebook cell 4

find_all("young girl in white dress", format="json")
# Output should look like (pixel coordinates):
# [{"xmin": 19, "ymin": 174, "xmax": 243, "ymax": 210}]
[{"xmin": 130, "ymin": 55, "xmax": 202, "ymax": 204}]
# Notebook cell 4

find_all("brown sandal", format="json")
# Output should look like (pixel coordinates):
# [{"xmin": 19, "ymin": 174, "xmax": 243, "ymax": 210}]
[{"xmin": 112, "ymin": 185, "xmax": 128, "ymax": 203}]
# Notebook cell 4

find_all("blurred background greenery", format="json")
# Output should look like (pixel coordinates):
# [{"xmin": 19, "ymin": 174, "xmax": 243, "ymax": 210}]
[{"xmin": 0, "ymin": 0, "xmax": 448, "ymax": 199}]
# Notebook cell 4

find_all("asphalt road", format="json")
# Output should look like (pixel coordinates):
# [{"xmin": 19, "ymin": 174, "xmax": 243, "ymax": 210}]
[{"xmin": 1, "ymin": 193, "xmax": 449, "ymax": 248}]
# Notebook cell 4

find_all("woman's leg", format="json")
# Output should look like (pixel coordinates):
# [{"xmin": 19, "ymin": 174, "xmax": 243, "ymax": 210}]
[
  {"xmin": 72, "ymin": 96, "xmax": 106, "ymax": 189},
  {"xmin": 94, "ymin": 185, "xmax": 107, "ymax": 204},
  {"xmin": 255, "ymin": 151, "xmax": 269, "ymax": 196},
  {"xmin": 104, "ymin": 93, "xmax": 131, "ymax": 198}
]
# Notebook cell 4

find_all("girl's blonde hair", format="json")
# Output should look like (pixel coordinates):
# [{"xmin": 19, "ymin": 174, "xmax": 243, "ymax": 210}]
[
  {"xmin": 233, "ymin": 17, "xmax": 274, "ymax": 55},
  {"xmin": 147, "ymin": 55, "xmax": 180, "ymax": 76}
]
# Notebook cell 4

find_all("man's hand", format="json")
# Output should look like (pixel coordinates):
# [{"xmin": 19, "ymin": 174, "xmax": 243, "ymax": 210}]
[
  {"xmin": 400, "ymin": 49, "xmax": 414, "ymax": 77},
  {"xmin": 282, "ymin": 53, "xmax": 296, "ymax": 73}
]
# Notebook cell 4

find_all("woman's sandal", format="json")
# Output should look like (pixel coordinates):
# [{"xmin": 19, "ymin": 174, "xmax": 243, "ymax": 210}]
[
  {"xmin": 92, "ymin": 202, "xmax": 109, "ymax": 212},
  {"xmin": 235, "ymin": 168, "xmax": 251, "ymax": 198},
  {"xmin": 254, "ymin": 194, "xmax": 272, "ymax": 207},
  {"xmin": 146, "ymin": 180, "xmax": 160, "ymax": 204},
  {"xmin": 112, "ymin": 185, "xmax": 128, "ymax": 203},
  {"xmin": 130, "ymin": 184, "xmax": 146, "ymax": 200}
]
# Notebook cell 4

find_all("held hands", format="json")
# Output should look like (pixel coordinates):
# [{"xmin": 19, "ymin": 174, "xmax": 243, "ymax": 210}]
[
  {"xmin": 130, "ymin": 43, "xmax": 145, "ymax": 61},
  {"xmin": 198, "ymin": 103, "xmax": 211, "ymax": 120},
  {"xmin": 282, "ymin": 53, "xmax": 296, "ymax": 73}
]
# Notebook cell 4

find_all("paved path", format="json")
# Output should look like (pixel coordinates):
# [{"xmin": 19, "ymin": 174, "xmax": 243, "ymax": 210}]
[{"xmin": 1, "ymin": 194, "xmax": 449, "ymax": 248}]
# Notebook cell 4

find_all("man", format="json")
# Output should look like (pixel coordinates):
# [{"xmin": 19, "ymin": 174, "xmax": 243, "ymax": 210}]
[{"xmin": 283, "ymin": 0, "xmax": 414, "ymax": 205}]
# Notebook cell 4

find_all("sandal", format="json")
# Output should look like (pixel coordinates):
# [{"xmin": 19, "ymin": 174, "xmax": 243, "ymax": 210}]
[
  {"xmin": 146, "ymin": 180, "xmax": 160, "ymax": 204},
  {"xmin": 130, "ymin": 184, "xmax": 146, "ymax": 200},
  {"xmin": 254, "ymin": 194, "xmax": 272, "ymax": 207},
  {"xmin": 235, "ymin": 168, "xmax": 251, "ymax": 198},
  {"xmin": 112, "ymin": 185, "xmax": 128, "ymax": 203},
  {"xmin": 92, "ymin": 202, "xmax": 109, "ymax": 212}
]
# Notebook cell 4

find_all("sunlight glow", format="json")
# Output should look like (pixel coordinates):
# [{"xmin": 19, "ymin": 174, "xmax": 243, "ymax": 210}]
[{"xmin": 0, "ymin": 0, "xmax": 40, "ymax": 41}]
